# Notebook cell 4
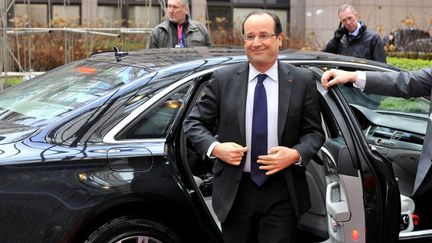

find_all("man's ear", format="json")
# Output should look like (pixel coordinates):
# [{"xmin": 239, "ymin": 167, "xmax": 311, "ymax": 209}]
[{"xmin": 277, "ymin": 33, "xmax": 284, "ymax": 47}]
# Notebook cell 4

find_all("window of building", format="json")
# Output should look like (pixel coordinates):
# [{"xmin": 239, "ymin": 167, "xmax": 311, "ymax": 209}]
[
  {"xmin": 233, "ymin": 8, "xmax": 288, "ymax": 34},
  {"xmin": 129, "ymin": 6, "xmax": 161, "ymax": 28},
  {"xmin": 97, "ymin": 5, "xmax": 122, "ymax": 27},
  {"xmin": 14, "ymin": 4, "xmax": 48, "ymax": 27},
  {"xmin": 272, "ymin": 9, "xmax": 288, "ymax": 33},
  {"xmin": 52, "ymin": 5, "xmax": 80, "ymax": 25},
  {"xmin": 208, "ymin": 7, "xmax": 232, "ymax": 30}
]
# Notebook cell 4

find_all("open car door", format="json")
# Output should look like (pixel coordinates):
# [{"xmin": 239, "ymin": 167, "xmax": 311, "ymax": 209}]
[{"xmin": 297, "ymin": 66, "xmax": 400, "ymax": 242}]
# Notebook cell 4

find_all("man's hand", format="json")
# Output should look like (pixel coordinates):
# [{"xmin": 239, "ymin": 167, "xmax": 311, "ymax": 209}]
[
  {"xmin": 212, "ymin": 142, "xmax": 248, "ymax": 166},
  {"xmin": 334, "ymin": 23, "xmax": 347, "ymax": 41},
  {"xmin": 321, "ymin": 69, "xmax": 357, "ymax": 90},
  {"xmin": 257, "ymin": 146, "xmax": 300, "ymax": 175},
  {"xmin": 334, "ymin": 26, "xmax": 346, "ymax": 41}
]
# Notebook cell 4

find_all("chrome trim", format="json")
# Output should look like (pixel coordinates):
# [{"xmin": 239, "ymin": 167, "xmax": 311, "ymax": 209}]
[
  {"xmin": 321, "ymin": 146, "xmax": 336, "ymax": 163},
  {"xmin": 280, "ymin": 60, "xmax": 396, "ymax": 72},
  {"xmin": 103, "ymin": 67, "xmax": 221, "ymax": 144},
  {"xmin": 111, "ymin": 138, "xmax": 166, "ymax": 144},
  {"xmin": 399, "ymin": 229, "xmax": 432, "ymax": 239}
]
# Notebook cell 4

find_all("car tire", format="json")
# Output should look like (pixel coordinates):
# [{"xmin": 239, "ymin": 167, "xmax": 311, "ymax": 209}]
[{"xmin": 85, "ymin": 216, "xmax": 182, "ymax": 243}]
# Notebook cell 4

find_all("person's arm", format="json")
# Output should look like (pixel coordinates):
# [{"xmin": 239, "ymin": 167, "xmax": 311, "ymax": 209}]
[
  {"xmin": 198, "ymin": 23, "xmax": 211, "ymax": 46},
  {"xmin": 323, "ymin": 38, "xmax": 340, "ymax": 54},
  {"xmin": 321, "ymin": 68, "xmax": 432, "ymax": 98},
  {"xmin": 323, "ymin": 24, "xmax": 346, "ymax": 53},
  {"xmin": 321, "ymin": 69, "xmax": 359, "ymax": 89},
  {"xmin": 364, "ymin": 68, "xmax": 432, "ymax": 98},
  {"xmin": 204, "ymin": 27, "xmax": 211, "ymax": 46},
  {"xmin": 371, "ymin": 34, "xmax": 387, "ymax": 63},
  {"xmin": 183, "ymin": 74, "xmax": 247, "ymax": 165},
  {"xmin": 259, "ymin": 70, "xmax": 324, "ymax": 175},
  {"xmin": 291, "ymin": 71, "xmax": 325, "ymax": 165},
  {"xmin": 183, "ymin": 77, "xmax": 219, "ymax": 156},
  {"xmin": 147, "ymin": 28, "xmax": 158, "ymax": 49}
]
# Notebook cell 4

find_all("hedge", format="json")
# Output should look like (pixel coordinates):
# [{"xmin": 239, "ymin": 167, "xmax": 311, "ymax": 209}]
[{"xmin": 387, "ymin": 57, "xmax": 432, "ymax": 71}]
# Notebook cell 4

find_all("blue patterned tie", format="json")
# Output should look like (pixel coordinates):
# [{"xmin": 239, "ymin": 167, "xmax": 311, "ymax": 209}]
[{"xmin": 251, "ymin": 74, "xmax": 268, "ymax": 186}]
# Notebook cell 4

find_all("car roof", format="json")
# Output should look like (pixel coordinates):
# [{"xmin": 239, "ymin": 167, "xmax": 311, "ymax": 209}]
[
  {"xmin": 89, "ymin": 47, "xmax": 396, "ymax": 73},
  {"xmin": 90, "ymin": 47, "xmax": 246, "ymax": 69}
]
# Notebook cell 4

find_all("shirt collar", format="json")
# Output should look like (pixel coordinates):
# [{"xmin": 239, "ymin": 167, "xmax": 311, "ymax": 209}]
[
  {"xmin": 350, "ymin": 22, "xmax": 361, "ymax": 36},
  {"xmin": 248, "ymin": 62, "xmax": 278, "ymax": 83}
]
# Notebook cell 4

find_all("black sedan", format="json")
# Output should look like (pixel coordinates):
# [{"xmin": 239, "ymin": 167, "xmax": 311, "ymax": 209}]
[{"xmin": 0, "ymin": 47, "xmax": 430, "ymax": 242}]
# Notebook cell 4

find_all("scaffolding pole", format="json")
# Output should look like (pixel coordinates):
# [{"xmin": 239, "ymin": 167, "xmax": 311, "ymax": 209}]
[{"xmin": 1, "ymin": 0, "xmax": 14, "ymax": 86}]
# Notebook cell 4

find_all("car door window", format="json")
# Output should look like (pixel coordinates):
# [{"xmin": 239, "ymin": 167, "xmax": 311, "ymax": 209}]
[
  {"xmin": 121, "ymin": 85, "xmax": 189, "ymax": 139},
  {"xmin": 338, "ymin": 84, "xmax": 427, "ymax": 196}
]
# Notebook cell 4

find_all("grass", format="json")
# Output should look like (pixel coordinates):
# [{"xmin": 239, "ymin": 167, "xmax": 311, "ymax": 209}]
[
  {"xmin": 0, "ymin": 77, "xmax": 22, "ymax": 88},
  {"xmin": 379, "ymin": 97, "xmax": 429, "ymax": 113},
  {"xmin": 387, "ymin": 57, "xmax": 432, "ymax": 71}
]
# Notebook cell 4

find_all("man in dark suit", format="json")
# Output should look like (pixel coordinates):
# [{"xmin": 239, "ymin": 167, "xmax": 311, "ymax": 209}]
[
  {"xmin": 321, "ymin": 68, "xmax": 432, "ymax": 227},
  {"xmin": 184, "ymin": 10, "xmax": 324, "ymax": 243}
]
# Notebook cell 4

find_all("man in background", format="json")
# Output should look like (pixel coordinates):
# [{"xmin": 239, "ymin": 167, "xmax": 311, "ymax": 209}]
[
  {"xmin": 147, "ymin": 0, "xmax": 211, "ymax": 48},
  {"xmin": 323, "ymin": 4, "xmax": 386, "ymax": 63}
]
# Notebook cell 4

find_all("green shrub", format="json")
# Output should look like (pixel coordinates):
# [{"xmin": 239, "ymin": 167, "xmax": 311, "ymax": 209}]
[
  {"xmin": 0, "ymin": 77, "xmax": 22, "ymax": 90},
  {"xmin": 387, "ymin": 57, "xmax": 432, "ymax": 71},
  {"xmin": 379, "ymin": 97, "xmax": 429, "ymax": 113},
  {"xmin": 0, "ymin": 77, "xmax": 22, "ymax": 85}
]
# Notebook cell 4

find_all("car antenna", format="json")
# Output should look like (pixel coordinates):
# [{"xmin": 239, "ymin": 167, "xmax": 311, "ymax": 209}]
[{"xmin": 113, "ymin": 46, "xmax": 128, "ymax": 62}]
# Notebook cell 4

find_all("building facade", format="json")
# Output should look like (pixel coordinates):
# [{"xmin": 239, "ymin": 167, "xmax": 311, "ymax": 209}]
[{"xmin": 5, "ymin": 0, "xmax": 432, "ymax": 48}]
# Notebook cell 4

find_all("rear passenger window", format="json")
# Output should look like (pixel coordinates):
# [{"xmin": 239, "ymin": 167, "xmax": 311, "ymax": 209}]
[{"xmin": 122, "ymin": 85, "xmax": 189, "ymax": 139}]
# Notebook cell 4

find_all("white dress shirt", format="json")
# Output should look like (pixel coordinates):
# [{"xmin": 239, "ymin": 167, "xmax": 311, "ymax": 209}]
[
  {"xmin": 350, "ymin": 22, "xmax": 362, "ymax": 37},
  {"xmin": 355, "ymin": 70, "xmax": 367, "ymax": 89},
  {"xmin": 206, "ymin": 62, "xmax": 279, "ymax": 172},
  {"xmin": 244, "ymin": 62, "xmax": 279, "ymax": 172}
]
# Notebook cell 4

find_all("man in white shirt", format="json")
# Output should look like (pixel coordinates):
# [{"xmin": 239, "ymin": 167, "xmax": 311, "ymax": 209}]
[{"xmin": 184, "ymin": 10, "xmax": 324, "ymax": 243}]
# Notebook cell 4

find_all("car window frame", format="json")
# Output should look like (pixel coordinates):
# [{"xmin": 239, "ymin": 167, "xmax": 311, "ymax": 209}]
[{"xmin": 103, "ymin": 67, "xmax": 222, "ymax": 144}]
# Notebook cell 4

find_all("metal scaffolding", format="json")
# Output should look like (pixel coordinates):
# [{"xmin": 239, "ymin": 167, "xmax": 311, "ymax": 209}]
[
  {"xmin": 0, "ymin": 0, "xmax": 154, "ymax": 80},
  {"xmin": 0, "ymin": 0, "xmax": 208, "ymax": 79}
]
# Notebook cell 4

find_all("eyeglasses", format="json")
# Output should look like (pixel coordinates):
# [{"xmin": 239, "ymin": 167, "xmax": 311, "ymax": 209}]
[{"xmin": 243, "ymin": 33, "xmax": 278, "ymax": 42}]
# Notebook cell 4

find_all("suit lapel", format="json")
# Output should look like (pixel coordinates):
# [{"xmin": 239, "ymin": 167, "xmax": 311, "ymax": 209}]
[
  {"xmin": 278, "ymin": 62, "xmax": 293, "ymax": 140},
  {"xmin": 236, "ymin": 64, "xmax": 249, "ymax": 143}
]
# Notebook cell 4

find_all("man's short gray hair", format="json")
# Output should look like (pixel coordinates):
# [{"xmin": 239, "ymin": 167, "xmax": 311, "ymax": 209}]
[{"xmin": 338, "ymin": 4, "xmax": 356, "ymax": 14}]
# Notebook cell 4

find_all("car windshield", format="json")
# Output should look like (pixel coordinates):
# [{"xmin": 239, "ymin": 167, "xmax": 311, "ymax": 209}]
[
  {"xmin": 340, "ymin": 85, "xmax": 429, "ymax": 117},
  {"xmin": 0, "ymin": 60, "xmax": 147, "ymax": 127}
]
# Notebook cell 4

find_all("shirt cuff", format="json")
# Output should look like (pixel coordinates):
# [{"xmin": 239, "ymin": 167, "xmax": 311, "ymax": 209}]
[
  {"xmin": 207, "ymin": 141, "xmax": 220, "ymax": 158},
  {"xmin": 354, "ymin": 71, "xmax": 366, "ymax": 90},
  {"xmin": 294, "ymin": 150, "xmax": 303, "ymax": 166}
]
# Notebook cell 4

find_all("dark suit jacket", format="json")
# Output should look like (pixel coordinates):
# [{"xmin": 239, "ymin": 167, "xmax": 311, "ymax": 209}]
[
  {"xmin": 183, "ymin": 61, "xmax": 324, "ymax": 223},
  {"xmin": 365, "ymin": 69, "xmax": 432, "ymax": 195}
]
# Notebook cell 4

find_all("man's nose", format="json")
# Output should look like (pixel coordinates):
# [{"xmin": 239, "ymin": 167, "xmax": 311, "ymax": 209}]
[{"xmin": 251, "ymin": 38, "xmax": 263, "ymax": 46}]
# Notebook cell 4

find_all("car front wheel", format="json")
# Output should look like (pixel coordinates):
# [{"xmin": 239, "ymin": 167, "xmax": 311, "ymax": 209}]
[{"xmin": 85, "ymin": 216, "xmax": 182, "ymax": 243}]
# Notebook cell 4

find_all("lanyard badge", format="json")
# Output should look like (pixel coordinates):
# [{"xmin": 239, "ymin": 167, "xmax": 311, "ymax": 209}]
[{"xmin": 175, "ymin": 24, "xmax": 184, "ymax": 48}]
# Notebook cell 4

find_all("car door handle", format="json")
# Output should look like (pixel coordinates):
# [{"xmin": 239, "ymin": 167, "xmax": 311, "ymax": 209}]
[{"xmin": 326, "ymin": 181, "xmax": 351, "ymax": 222}]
